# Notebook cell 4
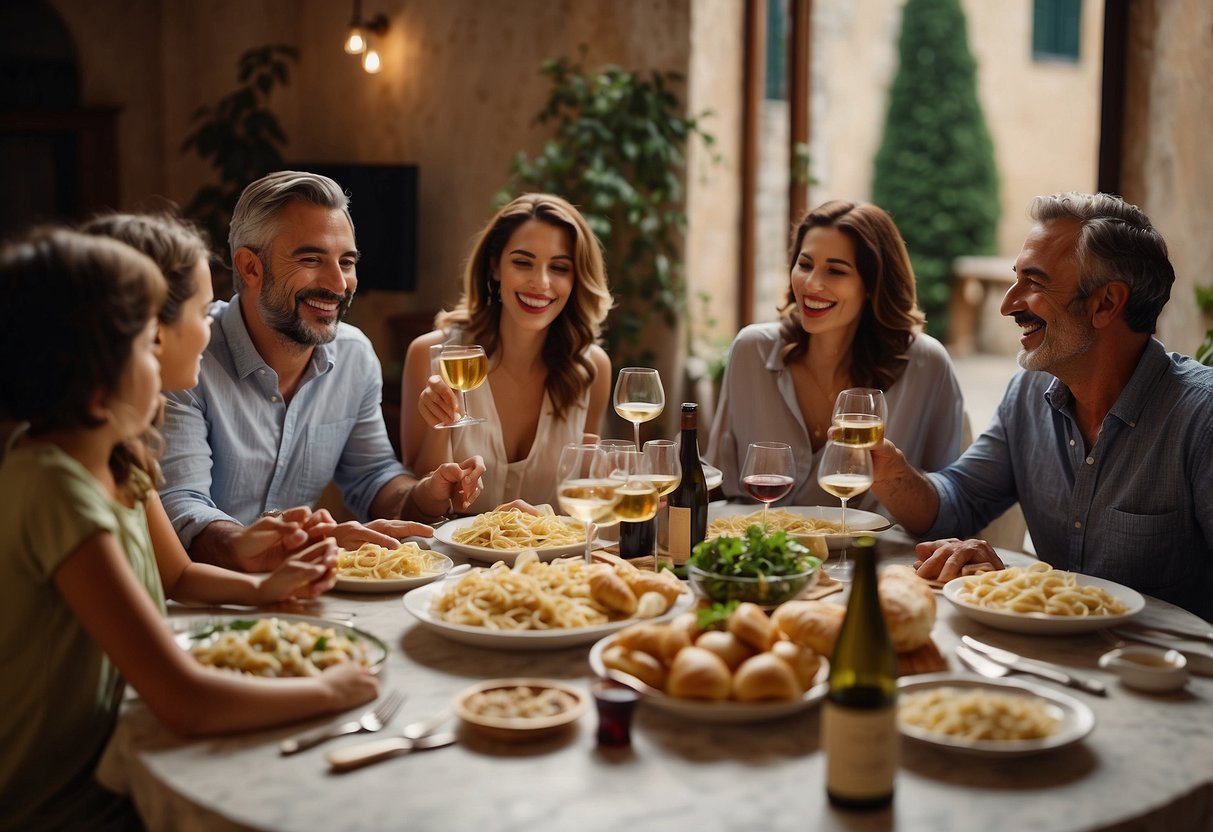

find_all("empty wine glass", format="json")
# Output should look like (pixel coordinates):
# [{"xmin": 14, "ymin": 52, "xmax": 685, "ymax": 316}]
[
  {"xmin": 832, "ymin": 388, "xmax": 887, "ymax": 448},
  {"xmin": 816, "ymin": 440, "xmax": 873, "ymax": 580},
  {"xmin": 739, "ymin": 442, "xmax": 795, "ymax": 530},
  {"xmin": 433, "ymin": 344, "xmax": 489, "ymax": 428},
  {"xmin": 613, "ymin": 367, "xmax": 665, "ymax": 450},
  {"xmin": 556, "ymin": 444, "xmax": 618, "ymax": 564},
  {"xmin": 643, "ymin": 440, "xmax": 680, "ymax": 573}
]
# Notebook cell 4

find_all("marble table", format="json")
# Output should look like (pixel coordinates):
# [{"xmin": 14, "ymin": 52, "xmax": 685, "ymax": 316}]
[{"xmin": 97, "ymin": 531, "xmax": 1213, "ymax": 832}]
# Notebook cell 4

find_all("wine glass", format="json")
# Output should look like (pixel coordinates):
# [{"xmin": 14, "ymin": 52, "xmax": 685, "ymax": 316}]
[
  {"xmin": 434, "ymin": 344, "xmax": 489, "ymax": 429},
  {"xmin": 739, "ymin": 442, "xmax": 796, "ymax": 530},
  {"xmin": 832, "ymin": 388, "xmax": 887, "ymax": 448},
  {"xmin": 643, "ymin": 440, "xmax": 681, "ymax": 572},
  {"xmin": 613, "ymin": 367, "xmax": 665, "ymax": 450},
  {"xmin": 556, "ymin": 444, "xmax": 619, "ymax": 564},
  {"xmin": 607, "ymin": 448, "xmax": 659, "ymax": 529},
  {"xmin": 816, "ymin": 440, "xmax": 874, "ymax": 580}
]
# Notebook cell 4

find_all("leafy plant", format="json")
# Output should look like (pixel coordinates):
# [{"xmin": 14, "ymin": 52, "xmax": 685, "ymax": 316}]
[
  {"xmin": 689, "ymin": 524, "xmax": 819, "ymax": 578},
  {"xmin": 180, "ymin": 45, "xmax": 298, "ymax": 265},
  {"xmin": 497, "ymin": 48, "xmax": 717, "ymax": 370},
  {"xmin": 871, "ymin": 0, "xmax": 1000, "ymax": 340}
]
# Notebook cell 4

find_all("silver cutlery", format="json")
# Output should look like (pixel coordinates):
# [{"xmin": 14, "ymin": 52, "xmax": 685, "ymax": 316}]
[
  {"xmin": 326, "ymin": 730, "xmax": 458, "ymax": 773},
  {"xmin": 1120, "ymin": 622, "xmax": 1213, "ymax": 645},
  {"xmin": 1106, "ymin": 628, "xmax": 1213, "ymax": 676},
  {"xmin": 401, "ymin": 710, "xmax": 450, "ymax": 741},
  {"xmin": 960, "ymin": 636, "xmax": 1107, "ymax": 696},
  {"xmin": 956, "ymin": 643, "xmax": 1022, "ymax": 681},
  {"xmin": 280, "ymin": 689, "xmax": 404, "ymax": 755}
]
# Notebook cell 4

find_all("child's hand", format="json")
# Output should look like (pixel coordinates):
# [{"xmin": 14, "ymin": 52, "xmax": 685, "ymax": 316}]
[{"xmin": 256, "ymin": 538, "xmax": 338, "ymax": 602}]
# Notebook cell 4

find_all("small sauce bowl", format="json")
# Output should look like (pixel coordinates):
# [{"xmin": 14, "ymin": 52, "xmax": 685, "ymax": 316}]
[{"xmin": 1099, "ymin": 646, "xmax": 1188, "ymax": 692}]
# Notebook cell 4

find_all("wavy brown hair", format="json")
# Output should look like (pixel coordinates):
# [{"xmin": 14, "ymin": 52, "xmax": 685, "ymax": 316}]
[
  {"xmin": 777, "ymin": 200, "xmax": 924, "ymax": 390},
  {"xmin": 436, "ymin": 194, "xmax": 612, "ymax": 418},
  {"xmin": 0, "ymin": 229, "xmax": 166, "ymax": 500}
]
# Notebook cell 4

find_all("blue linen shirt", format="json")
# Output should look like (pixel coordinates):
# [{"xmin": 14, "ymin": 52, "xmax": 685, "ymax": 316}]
[
  {"xmin": 160, "ymin": 298, "xmax": 408, "ymax": 548},
  {"xmin": 928, "ymin": 338, "xmax": 1213, "ymax": 620}
]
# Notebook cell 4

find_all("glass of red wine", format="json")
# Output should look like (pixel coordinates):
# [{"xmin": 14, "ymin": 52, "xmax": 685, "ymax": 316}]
[{"xmin": 739, "ymin": 442, "xmax": 796, "ymax": 530}]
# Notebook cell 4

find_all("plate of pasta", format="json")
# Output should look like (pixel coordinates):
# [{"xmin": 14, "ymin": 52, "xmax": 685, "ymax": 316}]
[
  {"xmin": 334, "ymin": 542, "xmax": 453, "ymax": 593},
  {"xmin": 402, "ymin": 553, "xmax": 694, "ymax": 650},
  {"xmin": 707, "ymin": 504, "xmax": 890, "ymax": 550},
  {"xmin": 173, "ymin": 614, "xmax": 388, "ymax": 677},
  {"xmin": 897, "ymin": 673, "xmax": 1095, "ymax": 757},
  {"xmin": 942, "ymin": 563, "xmax": 1144, "ymax": 634},
  {"xmin": 434, "ymin": 508, "xmax": 598, "ymax": 564}
]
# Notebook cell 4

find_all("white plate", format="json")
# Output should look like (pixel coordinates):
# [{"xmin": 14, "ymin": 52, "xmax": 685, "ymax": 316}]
[
  {"xmin": 402, "ymin": 579, "xmax": 695, "ymax": 651},
  {"xmin": 707, "ymin": 504, "xmax": 890, "ymax": 550},
  {"xmin": 433, "ymin": 515, "xmax": 599, "ymax": 564},
  {"xmin": 588, "ymin": 634, "xmax": 829, "ymax": 723},
  {"xmin": 171, "ymin": 613, "xmax": 389, "ymax": 675},
  {"xmin": 943, "ymin": 572, "xmax": 1144, "ymax": 634},
  {"xmin": 333, "ymin": 553, "xmax": 453, "ymax": 594},
  {"xmin": 897, "ymin": 673, "xmax": 1095, "ymax": 757}
]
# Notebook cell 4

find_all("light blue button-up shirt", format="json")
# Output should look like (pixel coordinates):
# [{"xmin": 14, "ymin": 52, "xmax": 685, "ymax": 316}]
[
  {"xmin": 160, "ymin": 298, "xmax": 407, "ymax": 548},
  {"xmin": 929, "ymin": 338, "xmax": 1213, "ymax": 620}
]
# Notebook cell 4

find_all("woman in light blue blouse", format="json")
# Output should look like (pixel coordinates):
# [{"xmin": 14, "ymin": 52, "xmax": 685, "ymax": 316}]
[{"xmin": 707, "ymin": 200, "xmax": 964, "ymax": 511}]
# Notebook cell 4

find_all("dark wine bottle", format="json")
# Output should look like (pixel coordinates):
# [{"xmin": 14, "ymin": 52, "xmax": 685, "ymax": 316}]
[
  {"xmin": 618, "ymin": 517, "xmax": 655, "ymax": 559},
  {"xmin": 667, "ymin": 403, "xmax": 707, "ymax": 562},
  {"xmin": 822, "ymin": 536, "xmax": 898, "ymax": 810}
]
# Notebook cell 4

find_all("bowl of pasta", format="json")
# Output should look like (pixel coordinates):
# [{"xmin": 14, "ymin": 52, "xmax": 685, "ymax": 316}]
[
  {"xmin": 434, "ymin": 508, "xmax": 594, "ymax": 564},
  {"xmin": 942, "ymin": 562, "xmax": 1144, "ymax": 634},
  {"xmin": 453, "ymin": 678, "xmax": 588, "ymax": 741},
  {"xmin": 706, "ymin": 504, "xmax": 887, "ymax": 551},
  {"xmin": 334, "ymin": 543, "xmax": 452, "ymax": 593},
  {"xmin": 173, "ymin": 614, "xmax": 388, "ymax": 677}
]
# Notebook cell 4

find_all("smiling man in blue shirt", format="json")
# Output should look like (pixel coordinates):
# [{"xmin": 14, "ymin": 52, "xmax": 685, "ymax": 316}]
[
  {"xmin": 161, "ymin": 171, "xmax": 484, "ymax": 571},
  {"xmin": 870, "ymin": 193, "xmax": 1213, "ymax": 620}
]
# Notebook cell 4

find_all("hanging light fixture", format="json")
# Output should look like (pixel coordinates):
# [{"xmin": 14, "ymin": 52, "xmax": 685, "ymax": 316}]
[
  {"xmin": 342, "ymin": 0, "xmax": 389, "ymax": 73},
  {"xmin": 343, "ymin": 0, "xmax": 367, "ymax": 54}
]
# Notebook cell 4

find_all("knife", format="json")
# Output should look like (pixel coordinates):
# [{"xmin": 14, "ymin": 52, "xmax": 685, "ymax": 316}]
[
  {"xmin": 1121, "ymin": 622, "xmax": 1213, "ymax": 645},
  {"xmin": 325, "ymin": 731, "xmax": 457, "ymax": 773},
  {"xmin": 960, "ymin": 636, "xmax": 1107, "ymax": 696}
]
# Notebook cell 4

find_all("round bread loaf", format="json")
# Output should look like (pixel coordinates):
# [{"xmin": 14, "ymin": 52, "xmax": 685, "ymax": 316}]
[
  {"xmin": 769, "ymin": 639, "xmax": 823, "ymax": 689},
  {"xmin": 771, "ymin": 600, "xmax": 845, "ymax": 656},
  {"xmin": 695, "ymin": 630, "xmax": 754, "ymax": 671},
  {"xmin": 667, "ymin": 646, "xmax": 732, "ymax": 700},
  {"xmin": 877, "ymin": 564, "xmax": 936, "ymax": 651},
  {"xmin": 727, "ymin": 602, "xmax": 777, "ymax": 651},
  {"xmin": 601, "ymin": 644, "xmax": 667, "ymax": 691},
  {"xmin": 732, "ymin": 652, "xmax": 801, "ymax": 702}
]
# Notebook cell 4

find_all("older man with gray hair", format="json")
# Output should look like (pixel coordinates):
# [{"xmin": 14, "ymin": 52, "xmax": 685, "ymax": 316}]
[
  {"xmin": 869, "ymin": 192, "xmax": 1213, "ymax": 620},
  {"xmin": 161, "ymin": 170, "xmax": 484, "ymax": 571}
]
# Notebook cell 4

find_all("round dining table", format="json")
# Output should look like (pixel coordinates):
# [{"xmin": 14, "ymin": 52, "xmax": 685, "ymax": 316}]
[{"xmin": 97, "ymin": 528, "xmax": 1213, "ymax": 832}]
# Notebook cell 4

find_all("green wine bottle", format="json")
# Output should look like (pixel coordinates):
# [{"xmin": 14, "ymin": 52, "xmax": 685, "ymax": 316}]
[
  {"xmin": 822, "ymin": 536, "xmax": 898, "ymax": 809},
  {"xmin": 667, "ymin": 403, "xmax": 707, "ymax": 562}
]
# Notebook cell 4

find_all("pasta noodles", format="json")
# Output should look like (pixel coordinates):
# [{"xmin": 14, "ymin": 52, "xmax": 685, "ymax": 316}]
[
  {"xmin": 453, "ymin": 508, "xmax": 584, "ymax": 550},
  {"xmin": 337, "ymin": 542, "xmax": 448, "ymax": 580},
  {"xmin": 189, "ymin": 618, "xmax": 371, "ymax": 677},
  {"xmin": 955, "ymin": 562, "xmax": 1128, "ymax": 617},
  {"xmin": 708, "ymin": 508, "xmax": 841, "ymax": 539},
  {"xmin": 899, "ymin": 686, "xmax": 1060, "ymax": 741},
  {"xmin": 429, "ymin": 552, "xmax": 677, "ymax": 630}
]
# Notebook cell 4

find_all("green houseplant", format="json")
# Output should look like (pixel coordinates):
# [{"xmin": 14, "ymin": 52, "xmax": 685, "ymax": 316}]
[
  {"xmin": 871, "ymin": 0, "xmax": 1000, "ymax": 340},
  {"xmin": 181, "ymin": 44, "xmax": 298, "ymax": 279},
  {"xmin": 497, "ymin": 49, "xmax": 716, "ymax": 371}
]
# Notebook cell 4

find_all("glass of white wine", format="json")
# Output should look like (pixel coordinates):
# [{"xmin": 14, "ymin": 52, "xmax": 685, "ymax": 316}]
[
  {"xmin": 832, "ymin": 388, "xmax": 887, "ymax": 448},
  {"xmin": 816, "ymin": 440, "xmax": 874, "ymax": 580},
  {"xmin": 434, "ymin": 344, "xmax": 489, "ymax": 429},
  {"xmin": 613, "ymin": 367, "xmax": 665, "ymax": 450},
  {"xmin": 608, "ymin": 448, "xmax": 660, "ymax": 527},
  {"xmin": 643, "ymin": 439, "xmax": 680, "ymax": 572},
  {"xmin": 740, "ymin": 442, "xmax": 796, "ymax": 530},
  {"xmin": 556, "ymin": 444, "xmax": 619, "ymax": 564}
]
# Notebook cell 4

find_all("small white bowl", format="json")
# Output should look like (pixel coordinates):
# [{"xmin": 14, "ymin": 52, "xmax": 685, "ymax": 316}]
[{"xmin": 1099, "ymin": 646, "xmax": 1188, "ymax": 692}]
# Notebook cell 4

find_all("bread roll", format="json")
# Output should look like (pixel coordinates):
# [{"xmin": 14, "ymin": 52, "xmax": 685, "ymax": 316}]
[
  {"xmin": 622, "ymin": 569, "xmax": 684, "ymax": 604},
  {"xmin": 878, "ymin": 564, "xmax": 936, "ymax": 651},
  {"xmin": 695, "ymin": 630, "xmax": 754, "ymax": 670},
  {"xmin": 769, "ymin": 640, "xmax": 823, "ymax": 690},
  {"xmin": 732, "ymin": 653, "xmax": 801, "ymax": 702},
  {"xmin": 667, "ymin": 611, "xmax": 702, "ymax": 646},
  {"xmin": 601, "ymin": 644, "xmax": 667, "ymax": 691},
  {"xmin": 771, "ymin": 600, "xmax": 845, "ymax": 656},
  {"xmin": 589, "ymin": 568, "xmax": 638, "ymax": 616},
  {"xmin": 635, "ymin": 591, "xmax": 670, "ymax": 619},
  {"xmin": 727, "ymin": 602, "xmax": 777, "ymax": 651},
  {"xmin": 613, "ymin": 622, "xmax": 665, "ymax": 657},
  {"xmin": 667, "ymin": 647, "xmax": 732, "ymax": 700},
  {"xmin": 660, "ymin": 621, "xmax": 694, "ymax": 662}
]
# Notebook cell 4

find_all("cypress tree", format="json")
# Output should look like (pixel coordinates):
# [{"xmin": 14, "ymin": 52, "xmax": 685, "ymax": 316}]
[{"xmin": 872, "ymin": 0, "xmax": 1000, "ymax": 339}]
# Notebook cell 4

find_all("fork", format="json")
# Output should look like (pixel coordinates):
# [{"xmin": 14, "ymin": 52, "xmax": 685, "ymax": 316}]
[{"xmin": 280, "ymin": 689, "xmax": 404, "ymax": 755}]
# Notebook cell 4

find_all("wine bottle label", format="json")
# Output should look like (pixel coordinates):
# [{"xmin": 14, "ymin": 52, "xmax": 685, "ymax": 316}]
[
  {"xmin": 668, "ymin": 506, "xmax": 692, "ymax": 560},
  {"xmin": 822, "ymin": 702, "xmax": 897, "ymax": 800}
]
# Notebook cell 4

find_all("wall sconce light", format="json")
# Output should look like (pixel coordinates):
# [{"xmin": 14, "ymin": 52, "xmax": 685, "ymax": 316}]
[{"xmin": 343, "ymin": 0, "xmax": 388, "ymax": 73}]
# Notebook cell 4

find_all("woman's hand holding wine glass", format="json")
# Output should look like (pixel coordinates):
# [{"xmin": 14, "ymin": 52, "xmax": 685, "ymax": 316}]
[
  {"xmin": 613, "ymin": 367, "xmax": 665, "ymax": 450},
  {"xmin": 817, "ymin": 440, "xmax": 873, "ymax": 581},
  {"xmin": 739, "ymin": 442, "xmax": 795, "ymax": 529},
  {"xmin": 431, "ymin": 344, "xmax": 490, "ymax": 429}
]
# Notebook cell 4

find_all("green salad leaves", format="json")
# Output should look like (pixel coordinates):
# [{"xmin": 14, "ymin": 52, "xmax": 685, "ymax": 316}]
[{"xmin": 689, "ymin": 524, "xmax": 821, "ymax": 577}]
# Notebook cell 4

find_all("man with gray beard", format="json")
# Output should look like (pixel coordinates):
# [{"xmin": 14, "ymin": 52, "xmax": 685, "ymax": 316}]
[
  {"xmin": 868, "ymin": 192, "xmax": 1213, "ymax": 620},
  {"xmin": 161, "ymin": 171, "xmax": 484, "ymax": 571}
]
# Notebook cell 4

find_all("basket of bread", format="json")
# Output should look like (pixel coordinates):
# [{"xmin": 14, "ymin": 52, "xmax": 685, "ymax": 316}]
[{"xmin": 588, "ymin": 564, "xmax": 944, "ymax": 722}]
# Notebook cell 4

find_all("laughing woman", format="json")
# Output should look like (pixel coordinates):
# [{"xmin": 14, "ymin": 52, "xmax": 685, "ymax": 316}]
[
  {"xmin": 402, "ymin": 194, "xmax": 613, "ymax": 514},
  {"xmin": 706, "ymin": 200, "xmax": 964, "ymax": 511}
]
